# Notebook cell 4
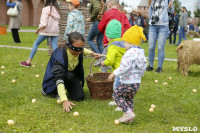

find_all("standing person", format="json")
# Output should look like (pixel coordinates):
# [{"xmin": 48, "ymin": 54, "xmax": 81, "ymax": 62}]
[
  {"xmin": 97, "ymin": 0, "xmax": 131, "ymax": 72},
  {"xmin": 63, "ymin": 0, "xmax": 85, "ymax": 41},
  {"xmin": 189, "ymin": 23, "xmax": 194, "ymax": 31},
  {"xmin": 86, "ymin": 0, "xmax": 106, "ymax": 54},
  {"xmin": 6, "ymin": 0, "xmax": 23, "ymax": 43},
  {"xmin": 108, "ymin": 25, "xmax": 147, "ymax": 123},
  {"xmin": 20, "ymin": 0, "xmax": 60, "ymax": 67},
  {"xmin": 42, "ymin": 32, "xmax": 100, "ymax": 112},
  {"xmin": 143, "ymin": 15, "xmax": 149, "ymax": 42},
  {"xmin": 169, "ymin": 11, "xmax": 179, "ymax": 45},
  {"xmin": 100, "ymin": 19, "xmax": 126, "ymax": 111},
  {"xmin": 146, "ymin": 0, "xmax": 173, "ymax": 73},
  {"xmin": 136, "ymin": 12, "xmax": 144, "ymax": 28},
  {"xmin": 175, "ymin": 7, "xmax": 188, "ymax": 46}
]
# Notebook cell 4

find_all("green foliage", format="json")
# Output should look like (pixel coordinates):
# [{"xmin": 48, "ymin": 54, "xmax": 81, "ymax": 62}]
[
  {"xmin": 194, "ymin": 8, "xmax": 200, "ymax": 18},
  {"xmin": 187, "ymin": 10, "xmax": 191, "ymax": 18},
  {"xmin": 197, "ymin": 20, "xmax": 200, "ymax": 26},
  {"xmin": 173, "ymin": 0, "xmax": 181, "ymax": 17},
  {"xmin": 0, "ymin": 32, "xmax": 199, "ymax": 132}
]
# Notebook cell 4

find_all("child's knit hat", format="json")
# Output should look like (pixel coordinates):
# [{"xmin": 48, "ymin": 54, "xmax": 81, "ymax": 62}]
[
  {"xmin": 122, "ymin": 25, "xmax": 146, "ymax": 45},
  {"xmin": 105, "ymin": 19, "xmax": 122, "ymax": 39},
  {"xmin": 66, "ymin": 0, "xmax": 80, "ymax": 7}
]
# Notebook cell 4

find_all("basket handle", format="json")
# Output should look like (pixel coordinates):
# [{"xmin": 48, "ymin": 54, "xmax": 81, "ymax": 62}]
[
  {"xmin": 89, "ymin": 54, "xmax": 107, "ymax": 77},
  {"xmin": 89, "ymin": 58, "xmax": 95, "ymax": 77}
]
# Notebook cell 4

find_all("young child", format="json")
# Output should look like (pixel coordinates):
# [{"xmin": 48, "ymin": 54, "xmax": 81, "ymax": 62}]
[
  {"xmin": 63, "ymin": 0, "xmax": 85, "ymax": 40},
  {"xmin": 108, "ymin": 25, "xmax": 147, "ymax": 123},
  {"xmin": 97, "ymin": 0, "xmax": 131, "ymax": 72},
  {"xmin": 100, "ymin": 19, "xmax": 126, "ymax": 111}
]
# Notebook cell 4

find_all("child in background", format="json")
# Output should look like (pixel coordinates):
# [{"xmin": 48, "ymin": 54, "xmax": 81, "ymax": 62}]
[
  {"xmin": 101, "ymin": 19, "xmax": 126, "ymax": 111},
  {"xmin": 97, "ymin": 0, "xmax": 131, "ymax": 72},
  {"xmin": 20, "ymin": 0, "xmax": 60, "ymax": 67},
  {"xmin": 63, "ymin": 0, "xmax": 85, "ymax": 40},
  {"xmin": 108, "ymin": 25, "xmax": 147, "ymax": 123}
]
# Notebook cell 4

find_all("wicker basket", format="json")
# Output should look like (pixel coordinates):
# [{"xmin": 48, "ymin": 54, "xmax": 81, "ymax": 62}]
[{"xmin": 86, "ymin": 58, "xmax": 114, "ymax": 100}]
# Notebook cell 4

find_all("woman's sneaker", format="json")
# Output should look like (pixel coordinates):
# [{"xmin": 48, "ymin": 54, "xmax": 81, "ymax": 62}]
[
  {"xmin": 155, "ymin": 67, "xmax": 163, "ymax": 73},
  {"xmin": 109, "ymin": 101, "xmax": 117, "ymax": 106},
  {"xmin": 20, "ymin": 61, "xmax": 31, "ymax": 67},
  {"xmin": 146, "ymin": 65, "xmax": 153, "ymax": 71},
  {"xmin": 115, "ymin": 106, "xmax": 122, "ymax": 111}
]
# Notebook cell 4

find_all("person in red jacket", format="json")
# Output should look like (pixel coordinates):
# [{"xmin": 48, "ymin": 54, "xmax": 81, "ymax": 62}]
[
  {"xmin": 96, "ymin": 0, "xmax": 131, "ymax": 72},
  {"xmin": 98, "ymin": 0, "xmax": 131, "ymax": 47}
]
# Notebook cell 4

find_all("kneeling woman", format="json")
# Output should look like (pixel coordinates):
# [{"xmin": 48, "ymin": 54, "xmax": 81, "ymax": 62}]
[{"xmin": 42, "ymin": 32, "xmax": 99, "ymax": 112}]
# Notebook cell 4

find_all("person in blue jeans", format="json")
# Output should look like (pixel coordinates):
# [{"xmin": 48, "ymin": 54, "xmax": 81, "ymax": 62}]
[
  {"xmin": 87, "ymin": 21, "xmax": 104, "ymax": 54},
  {"xmin": 176, "ymin": 7, "xmax": 188, "ymax": 46},
  {"xmin": 86, "ymin": 0, "xmax": 105, "ymax": 54},
  {"xmin": 20, "ymin": 0, "xmax": 60, "ymax": 67},
  {"xmin": 146, "ymin": 0, "xmax": 174, "ymax": 73}
]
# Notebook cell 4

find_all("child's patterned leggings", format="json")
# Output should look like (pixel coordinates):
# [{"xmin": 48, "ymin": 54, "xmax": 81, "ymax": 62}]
[{"xmin": 113, "ymin": 83, "xmax": 140, "ymax": 112}]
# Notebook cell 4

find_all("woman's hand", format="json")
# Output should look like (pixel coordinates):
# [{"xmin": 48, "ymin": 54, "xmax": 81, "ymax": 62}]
[
  {"xmin": 108, "ymin": 73, "xmax": 115, "ymax": 81},
  {"xmin": 35, "ymin": 28, "xmax": 39, "ymax": 34},
  {"xmin": 63, "ymin": 100, "xmax": 76, "ymax": 112},
  {"xmin": 91, "ymin": 52, "xmax": 101, "ymax": 59},
  {"xmin": 101, "ymin": 61, "xmax": 105, "ymax": 66}
]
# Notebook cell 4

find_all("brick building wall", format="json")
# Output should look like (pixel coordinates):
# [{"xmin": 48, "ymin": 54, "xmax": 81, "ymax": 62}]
[{"xmin": 0, "ymin": 0, "xmax": 71, "ymax": 27}]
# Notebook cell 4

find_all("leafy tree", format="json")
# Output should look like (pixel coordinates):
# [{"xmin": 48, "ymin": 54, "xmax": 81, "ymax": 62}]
[
  {"xmin": 121, "ymin": 1, "xmax": 125, "ymax": 7},
  {"xmin": 194, "ymin": 8, "xmax": 200, "ymax": 18},
  {"xmin": 187, "ymin": 10, "xmax": 191, "ymax": 18},
  {"xmin": 173, "ymin": 0, "xmax": 181, "ymax": 16}
]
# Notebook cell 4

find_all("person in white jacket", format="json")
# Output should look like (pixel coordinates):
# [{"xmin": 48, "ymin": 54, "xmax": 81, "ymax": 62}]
[
  {"xmin": 20, "ymin": 0, "xmax": 60, "ymax": 67},
  {"xmin": 108, "ymin": 25, "xmax": 147, "ymax": 123}
]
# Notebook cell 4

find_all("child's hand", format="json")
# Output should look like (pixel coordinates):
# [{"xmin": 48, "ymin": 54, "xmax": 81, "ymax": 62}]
[
  {"xmin": 86, "ymin": 18, "xmax": 91, "ymax": 22},
  {"xmin": 91, "ymin": 52, "xmax": 101, "ymax": 59},
  {"xmin": 108, "ymin": 73, "xmax": 115, "ymax": 81},
  {"xmin": 62, "ymin": 100, "xmax": 76, "ymax": 112},
  {"xmin": 101, "ymin": 61, "xmax": 105, "ymax": 66}
]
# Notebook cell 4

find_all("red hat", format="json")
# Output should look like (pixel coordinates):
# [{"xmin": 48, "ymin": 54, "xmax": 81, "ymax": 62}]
[{"xmin": 66, "ymin": 0, "xmax": 80, "ymax": 8}]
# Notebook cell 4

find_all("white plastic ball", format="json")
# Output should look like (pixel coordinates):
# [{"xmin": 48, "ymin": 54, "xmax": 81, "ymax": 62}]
[
  {"xmin": 12, "ymin": 79, "xmax": 16, "ymax": 83},
  {"xmin": 114, "ymin": 119, "xmax": 120, "ymax": 125},
  {"xmin": 149, "ymin": 108, "xmax": 154, "ymax": 112},
  {"xmin": 73, "ymin": 112, "xmax": 79, "ymax": 116},
  {"xmin": 154, "ymin": 80, "xmax": 158, "ymax": 83},
  {"xmin": 32, "ymin": 99, "xmax": 36, "ymax": 103},
  {"xmin": 192, "ymin": 89, "xmax": 197, "ymax": 93},
  {"xmin": 7, "ymin": 120, "xmax": 15, "ymax": 125},
  {"xmin": 151, "ymin": 104, "xmax": 156, "ymax": 109},
  {"xmin": 57, "ymin": 99, "xmax": 61, "ymax": 104}
]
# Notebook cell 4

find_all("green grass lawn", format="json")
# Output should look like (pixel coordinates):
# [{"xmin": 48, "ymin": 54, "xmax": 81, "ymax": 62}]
[{"xmin": 0, "ymin": 32, "xmax": 199, "ymax": 132}]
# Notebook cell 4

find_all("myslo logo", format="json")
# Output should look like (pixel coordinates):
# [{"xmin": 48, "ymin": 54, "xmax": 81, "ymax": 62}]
[{"xmin": 173, "ymin": 127, "xmax": 198, "ymax": 132}]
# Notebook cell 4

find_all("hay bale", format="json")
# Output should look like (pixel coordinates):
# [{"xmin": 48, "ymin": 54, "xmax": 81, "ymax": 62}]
[
  {"xmin": 186, "ymin": 31, "xmax": 200, "ymax": 38},
  {"xmin": 176, "ymin": 40, "xmax": 200, "ymax": 76}
]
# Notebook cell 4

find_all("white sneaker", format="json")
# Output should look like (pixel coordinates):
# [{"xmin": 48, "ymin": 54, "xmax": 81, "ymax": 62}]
[
  {"xmin": 109, "ymin": 101, "xmax": 117, "ymax": 106},
  {"xmin": 115, "ymin": 106, "xmax": 122, "ymax": 111}
]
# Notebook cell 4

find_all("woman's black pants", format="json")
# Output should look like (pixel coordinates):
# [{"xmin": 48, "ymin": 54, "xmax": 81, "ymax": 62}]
[{"xmin": 11, "ymin": 29, "xmax": 21, "ymax": 43}]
